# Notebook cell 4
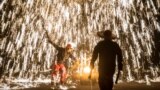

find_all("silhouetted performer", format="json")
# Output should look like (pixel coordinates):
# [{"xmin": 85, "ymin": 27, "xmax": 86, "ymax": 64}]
[
  {"xmin": 152, "ymin": 29, "xmax": 160, "ymax": 66},
  {"xmin": 46, "ymin": 32, "xmax": 76, "ymax": 87},
  {"xmin": 90, "ymin": 30, "xmax": 123, "ymax": 90}
]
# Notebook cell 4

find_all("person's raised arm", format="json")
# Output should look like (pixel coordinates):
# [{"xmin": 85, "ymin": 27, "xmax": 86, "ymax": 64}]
[{"xmin": 45, "ymin": 31, "xmax": 61, "ymax": 50}]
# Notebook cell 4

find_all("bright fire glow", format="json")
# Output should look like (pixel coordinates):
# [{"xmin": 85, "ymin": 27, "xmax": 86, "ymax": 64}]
[{"xmin": 83, "ymin": 66, "xmax": 91, "ymax": 74}]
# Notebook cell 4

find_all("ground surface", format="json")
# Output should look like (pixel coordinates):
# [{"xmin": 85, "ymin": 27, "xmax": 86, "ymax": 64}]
[{"xmin": 9, "ymin": 82, "xmax": 160, "ymax": 90}]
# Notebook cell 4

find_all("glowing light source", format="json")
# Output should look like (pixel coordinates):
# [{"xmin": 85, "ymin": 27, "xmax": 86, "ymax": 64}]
[{"xmin": 83, "ymin": 66, "xmax": 91, "ymax": 74}]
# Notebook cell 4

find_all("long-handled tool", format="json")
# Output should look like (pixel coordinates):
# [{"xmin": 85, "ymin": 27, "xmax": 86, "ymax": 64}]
[{"xmin": 115, "ymin": 70, "xmax": 121, "ymax": 84}]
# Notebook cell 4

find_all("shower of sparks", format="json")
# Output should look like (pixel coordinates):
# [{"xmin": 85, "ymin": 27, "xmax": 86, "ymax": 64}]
[{"xmin": 0, "ymin": 0, "xmax": 160, "ymax": 89}]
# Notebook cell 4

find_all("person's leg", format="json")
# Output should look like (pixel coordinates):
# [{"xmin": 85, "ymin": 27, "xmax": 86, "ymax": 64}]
[
  {"xmin": 98, "ymin": 78, "xmax": 105, "ymax": 90},
  {"xmin": 51, "ymin": 64, "xmax": 60, "ymax": 85},
  {"xmin": 59, "ymin": 63, "xmax": 67, "ymax": 84},
  {"xmin": 98, "ymin": 74, "xmax": 113, "ymax": 90},
  {"xmin": 107, "ymin": 77, "xmax": 113, "ymax": 90}
]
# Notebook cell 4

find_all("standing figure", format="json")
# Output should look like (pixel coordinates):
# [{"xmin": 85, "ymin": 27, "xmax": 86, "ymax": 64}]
[
  {"xmin": 46, "ymin": 32, "xmax": 76, "ymax": 88},
  {"xmin": 90, "ymin": 30, "xmax": 123, "ymax": 90}
]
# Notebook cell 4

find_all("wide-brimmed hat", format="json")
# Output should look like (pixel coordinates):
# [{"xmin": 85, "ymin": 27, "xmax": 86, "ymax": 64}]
[{"xmin": 97, "ymin": 30, "xmax": 116, "ymax": 39}]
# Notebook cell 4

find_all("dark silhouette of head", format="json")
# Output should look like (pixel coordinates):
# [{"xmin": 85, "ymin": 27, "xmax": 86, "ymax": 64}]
[{"xmin": 103, "ymin": 30, "xmax": 112, "ymax": 40}]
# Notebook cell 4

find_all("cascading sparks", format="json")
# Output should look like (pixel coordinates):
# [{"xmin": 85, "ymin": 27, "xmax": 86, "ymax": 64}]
[{"xmin": 0, "ymin": 0, "xmax": 160, "ymax": 86}]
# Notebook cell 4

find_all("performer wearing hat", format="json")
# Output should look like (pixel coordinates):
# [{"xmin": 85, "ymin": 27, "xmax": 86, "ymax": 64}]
[{"xmin": 90, "ymin": 30, "xmax": 123, "ymax": 90}]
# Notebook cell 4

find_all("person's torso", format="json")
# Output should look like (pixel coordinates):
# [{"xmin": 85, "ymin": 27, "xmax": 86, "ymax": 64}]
[
  {"xmin": 97, "ymin": 40, "xmax": 118, "ymax": 73},
  {"xmin": 56, "ymin": 47, "xmax": 71, "ymax": 62}
]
